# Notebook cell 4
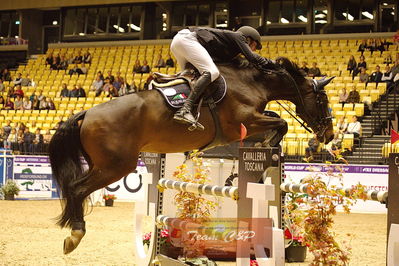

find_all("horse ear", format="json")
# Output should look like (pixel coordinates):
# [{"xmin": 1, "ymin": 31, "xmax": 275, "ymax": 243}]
[{"xmin": 316, "ymin": 76, "xmax": 335, "ymax": 90}]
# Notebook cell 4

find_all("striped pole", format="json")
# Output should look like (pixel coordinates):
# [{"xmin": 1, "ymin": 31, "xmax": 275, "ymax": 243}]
[
  {"xmin": 158, "ymin": 178, "xmax": 239, "ymax": 200},
  {"xmin": 280, "ymin": 182, "xmax": 388, "ymax": 204}
]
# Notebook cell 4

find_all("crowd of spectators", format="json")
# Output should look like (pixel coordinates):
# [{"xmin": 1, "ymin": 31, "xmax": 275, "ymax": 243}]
[
  {"xmin": 0, "ymin": 120, "xmax": 52, "ymax": 154},
  {"xmin": 0, "ymin": 87, "xmax": 56, "ymax": 111},
  {"xmin": 46, "ymin": 52, "xmax": 92, "ymax": 71}
]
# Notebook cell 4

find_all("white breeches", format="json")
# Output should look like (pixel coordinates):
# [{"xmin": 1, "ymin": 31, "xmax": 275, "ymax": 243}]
[{"xmin": 170, "ymin": 29, "xmax": 220, "ymax": 82}]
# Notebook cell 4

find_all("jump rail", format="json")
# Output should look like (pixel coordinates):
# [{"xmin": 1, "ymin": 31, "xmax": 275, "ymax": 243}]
[{"xmin": 280, "ymin": 182, "xmax": 389, "ymax": 203}]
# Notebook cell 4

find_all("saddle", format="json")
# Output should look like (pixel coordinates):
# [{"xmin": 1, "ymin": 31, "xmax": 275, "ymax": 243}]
[{"xmin": 149, "ymin": 70, "xmax": 227, "ymax": 109}]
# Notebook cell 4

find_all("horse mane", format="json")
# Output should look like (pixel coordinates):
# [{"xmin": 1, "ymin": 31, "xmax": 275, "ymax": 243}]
[{"xmin": 275, "ymin": 57, "xmax": 306, "ymax": 82}]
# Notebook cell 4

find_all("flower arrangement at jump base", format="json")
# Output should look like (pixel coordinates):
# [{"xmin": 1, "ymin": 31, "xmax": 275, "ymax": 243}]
[
  {"xmin": 283, "ymin": 164, "xmax": 368, "ymax": 265},
  {"xmin": 103, "ymin": 194, "xmax": 116, "ymax": 206},
  {"xmin": 143, "ymin": 229, "xmax": 170, "ymax": 248}
]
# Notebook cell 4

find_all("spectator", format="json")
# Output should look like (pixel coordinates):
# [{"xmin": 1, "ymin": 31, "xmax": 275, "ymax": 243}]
[
  {"xmin": 154, "ymin": 55, "xmax": 166, "ymax": 68},
  {"xmin": 0, "ymin": 96, "xmax": 4, "ymax": 106},
  {"xmin": 1, "ymin": 69, "xmax": 11, "ymax": 81},
  {"xmin": 393, "ymin": 30, "xmax": 399, "ymax": 45},
  {"xmin": 369, "ymin": 65, "xmax": 383, "ymax": 83},
  {"xmin": 4, "ymin": 96, "xmax": 14, "ymax": 110},
  {"xmin": 60, "ymin": 83, "xmax": 70, "ymax": 97},
  {"xmin": 50, "ymin": 55, "xmax": 60, "ymax": 70},
  {"xmin": 7, "ymin": 86, "xmax": 15, "ymax": 98},
  {"xmin": 13, "ymin": 73, "xmax": 22, "ymax": 86},
  {"xmin": 14, "ymin": 95, "xmax": 23, "ymax": 110},
  {"xmin": 22, "ymin": 127, "xmax": 34, "ymax": 154},
  {"xmin": 133, "ymin": 60, "xmax": 142, "ymax": 73},
  {"xmin": 0, "ymin": 79, "xmax": 4, "ymax": 92},
  {"xmin": 338, "ymin": 88, "xmax": 349, "ymax": 106},
  {"xmin": 45, "ymin": 53, "xmax": 53, "ymax": 65},
  {"xmin": 308, "ymin": 62, "xmax": 321, "ymax": 78},
  {"xmin": 32, "ymin": 128, "xmax": 44, "ymax": 153},
  {"xmin": 303, "ymin": 133, "xmax": 320, "ymax": 162},
  {"xmin": 391, "ymin": 60, "xmax": 399, "ymax": 78},
  {"xmin": 20, "ymin": 74, "xmax": 31, "ymax": 86},
  {"xmin": 300, "ymin": 62, "xmax": 309, "ymax": 75},
  {"xmin": 141, "ymin": 60, "xmax": 151, "ymax": 73},
  {"xmin": 3, "ymin": 120, "xmax": 12, "ymax": 136},
  {"xmin": 17, "ymin": 122, "xmax": 26, "ymax": 133},
  {"xmin": 43, "ymin": 129, "xmax": 52, "ymax": 152},
  {"xmin": 0, "ymin": 128, "xmax": 5, "ymax": 149},
  {"xmin": 73, "ymin": 52, "xmax": 83, "ymax": 64},
  {"xmin": 6, "ymin": 128, "xmax": 17, "ymax": 151},
  {"xmin": 29, "ymin": 90, "xmax": 36, "ymax": 101},
  {"xmin": 382, "ymin": 65, "xmax": 393, "ymax": 83},
  {"xmin": 14, "ymin": 85, "xmax": 24, "ymax": 98},
  {"xmin": 58, "ymin": 55, "xmax": 69, "ymax": 70},
  {"xmin": 76, "ymin": 85, "xmax": 86, "ymax": 98},
  {"xmin": 336, "ymin": 117, "xmax": 348, "ymax": 134},
  {"xmin": 39, "ymin": 96, "xmax": 48, "ymax": 110},
  {"xmin": 359, "ymin": 68, "xmax": 369, "ymax": 83},
  {"xmin": 346, "ymin": 116, "xmax": 362, "ymax": 138},
  {"xmin": 112, "ymin": 76, "xmax": 123, "ymax": 90},
  {"xmin": 17, "ymin": 129, "xmax": 24, "ymax": 153},
  {"xmin": 68, "ymin": 63, "xmax": 84, "ymax": 76},
  {"xmin": 3, "ymin": 127, "xmax": 12, "ymax": 149},
  {"xmin": 367, "ymin": 39, "xmax": 377, "ymax": 55},
  {"xmin": 326, "ymin": 133, "xmax": 343, "ymax": 160},
  {"xmin": 96, "ymin": 78, "xmax": 111, "ymax": 96},
  {"xmin": 376, "ymin": 39, "xmax": 386, "ymax": 55},
  {"xmin": 347, "ymin": 55, "xmax": 357, "ymax": 74},
  {"xmin": 31, "ymin": 95, "xmax": 40, "ymax": 110},
  {"xmin": 232, "ymin": 17, "xmax": 244, "ymax": 31},
  {"xmin": 118, "ymin": 80, "xmax": 135, "ymax": 96},
  {"xmin": 97, "ymin": 71, "xmax": 104, "ymax": 80},
  {"xmin": 107, "ymin": 84, "xmax": 118, "ymax": 98},
  {"xmin": 46, "ymin": 98, "xmax": 56, "ymax": 110},
  {"xmin": 347, "ymin": 87, "xmax": 360, "ymax": 104},
  {"xmin": 80, "ymin": 63, "xmax": 88, "ymax": 75},
  {"xmin": 91, "ymin": 77, "xmax": 103, "ymax": 92},
  {"xmin": 358, "ymin": 40, "xmax": 368, "ymax": 55},
  {"xmin": 166, "ymin": 56, "xmax": 175, "ymax": 68},
  {"xmin": 106, "ymin": 71, "xmax": 115, "ymax": 83},
  {"xmin": 22, "ymin": 96, "xmax": 32, "ymax": 110},
  {"xmin": 384, "ymin": 53, "xmax": 393, "ymax": 65},
  {"xmin": 352, "ymin": 56, "xmax": 367, "ymax": 79},
  {"xmin": 83, "ymin": 51, "xmax": 92, "ymax": 64},
  {"xmin": 69, "ymin": 85, "xmax": 79, "ymax": 97},
  {"xmin": 37, "ymin": 90, "xmax": 44, "ymax": 102}
]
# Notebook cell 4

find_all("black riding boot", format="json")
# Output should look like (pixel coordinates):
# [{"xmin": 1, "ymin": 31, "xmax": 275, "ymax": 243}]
[{"xmin": 173, "ymin": 71, "xmax": 212, "ymax": 129}]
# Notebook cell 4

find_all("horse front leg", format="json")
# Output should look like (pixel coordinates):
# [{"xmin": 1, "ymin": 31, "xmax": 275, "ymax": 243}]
[{"xmin": 246, "ymin": 114, "xmax": 288, "ymax": 147}]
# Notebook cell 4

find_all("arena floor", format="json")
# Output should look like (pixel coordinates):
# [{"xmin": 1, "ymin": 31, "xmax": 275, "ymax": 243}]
[{"xmin": 0, "ymin": 200, "xmax": 386, "ymax": 266}]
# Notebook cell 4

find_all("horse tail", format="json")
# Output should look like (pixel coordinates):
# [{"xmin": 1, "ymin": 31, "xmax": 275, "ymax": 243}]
[{"xmin": 49, "ymin": 110, "xmax": 87, "ymax": 228}]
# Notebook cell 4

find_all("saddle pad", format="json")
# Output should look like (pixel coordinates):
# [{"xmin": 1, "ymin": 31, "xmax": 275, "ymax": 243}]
[{"xmin": 149, "ymin": 76, "xmax": 227, "ymax": 109}]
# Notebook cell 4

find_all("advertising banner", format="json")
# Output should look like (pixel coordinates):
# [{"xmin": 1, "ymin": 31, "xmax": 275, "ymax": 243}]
[{"xmin": 284, "ymin": 163, "xmax": 388, "ymax": 213}]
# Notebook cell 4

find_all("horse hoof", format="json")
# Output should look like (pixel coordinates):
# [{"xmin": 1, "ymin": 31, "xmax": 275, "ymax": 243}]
[{"xmin": 63, "ymin": 229, "xmax": 85, "ymax": 254}]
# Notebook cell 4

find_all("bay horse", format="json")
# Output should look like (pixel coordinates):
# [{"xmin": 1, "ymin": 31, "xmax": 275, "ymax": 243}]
[{"xmin": 49, "ymin": 57, "xmax": 334, "ymax": 254}]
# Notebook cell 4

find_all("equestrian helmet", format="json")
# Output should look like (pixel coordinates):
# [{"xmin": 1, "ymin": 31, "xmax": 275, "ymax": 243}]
[{"xmin": 237, "ymin": 26, "xmax": 262, "ymax": 50}]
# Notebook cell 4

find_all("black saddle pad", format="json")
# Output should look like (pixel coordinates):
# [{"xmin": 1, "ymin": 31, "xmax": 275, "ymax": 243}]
[{"xmin": 149, "ymin": 76, "xmax": 227, "ymax": 108}]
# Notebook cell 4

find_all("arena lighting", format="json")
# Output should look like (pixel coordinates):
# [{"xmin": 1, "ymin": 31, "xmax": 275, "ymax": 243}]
[
  {"xmin": 315, "ymin": 13, "xmax": 326, "ymax": 18},
  {"xmin": 52, "ymin": 20, "xmax": 58, "ymax": 25},
  {"xmin": 15, "ymin": 36, "xmax": 19, "ymax": 38},
  {"xmin": 280, "ymin": 17, "xmax": 290, "ymax": 24},
  {"xmin": 383, "ymin": 2, "xmax": 388, "ymax": 6},
  {"xmin": 216, "ymin": 23, "xmax": 227, "ymax": 27},
  {"xmin": 162, "ymin": 13, "xmax": 167, "ymax": 18},
  {"xmin": 79, "ymin": 33, "xmax": 85, "ymax": 36},
  {"xmin": 342, "ymin": 12, "xmax": 354, "ymax": 21},
  {"xmin": 113, "ymin": 25, "xmax": 125, "ymax": 33},
  {"xmin": 223, "ymin": 9, "xmax": 228, "ymax": 12},
  {"xmin": 322, "ymin": 10, "xmax": 328, "ymax": 14},
  {"xmin": 361, "ymin": 11, "xmax": 374, "ymax": 19},
  {"xmin": 298, "ymin": 15, "xmax": 308, "ymax": 22},
  {"xmin": 266, "ymin": 21, "xmax": 272, "ymax": 24},
  {"xmin": 315, "ymin": 19, "xmax": 327, "ymax": 24},
  {"xmin": 392, "ymin": 12, "xmax": 395, "ymax": 16},
  {"xmin": 15, "ymin": 20, "xmax": 20, "ymax": 25},
  {"xmin": 127, "ymin": 23, "xmax": 141, "ymax": 31}
]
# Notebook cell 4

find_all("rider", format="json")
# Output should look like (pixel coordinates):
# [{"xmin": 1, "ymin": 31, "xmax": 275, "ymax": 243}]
[{"xmin": 171, "ymin": 26, "xmax": 275, "ymax": 129}]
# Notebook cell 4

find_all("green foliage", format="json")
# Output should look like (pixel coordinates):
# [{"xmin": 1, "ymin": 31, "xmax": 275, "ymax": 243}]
[{"xmin": 0, "ymin": 179, "xmax": 20, "ymax": 197}]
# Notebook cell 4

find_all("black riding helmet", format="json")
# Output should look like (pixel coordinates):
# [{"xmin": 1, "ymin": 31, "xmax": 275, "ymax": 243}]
[{"xmin": 237, "ymin": 26, "xmax": 262, "ymax": 50}]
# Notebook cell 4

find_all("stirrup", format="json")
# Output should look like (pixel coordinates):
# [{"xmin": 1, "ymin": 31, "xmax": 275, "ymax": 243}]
[{"xmin": 188, "ymin": 121, "xmax": 205, "ymax": 131}]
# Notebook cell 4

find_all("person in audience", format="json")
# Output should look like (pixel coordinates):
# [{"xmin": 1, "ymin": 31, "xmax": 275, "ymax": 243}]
[
  {"xmin": 7, "ymin": 128, "xmax": 17, "ymax": 151},
  {"xmin": 391, "ymin": 60, "xmax": 399, "ymax": 78},
  {"xmin": 69, "ymin": 85, "xmax": 79, "ymax": 98},
  {"xmin": 369, "ymin": 65, "xmax": 383, "ymax": 83},
  {"xmin": 107, "ymin": 84, "xmax": 119, "ymax": 98},
  {"xmin": 347, "ymin": 87, "xmax": 360, "ymax": 104},
  {"xmin": 14, "ymin": 95, "xmax": 23, "ymax": 110},
  {"xmin": 96, "ymin": 78, "xmax": 111, "ymax": 96},
  {"xmin": 83, "ymin": 51, "xmax": 92, "ymax": 64},
  {"xmin": 141, "ymin": 60, "xmax": 151, "ymax": 73},
  {"xmin": 16, "ymin": 128, "xmax": 24, "ymax": 153},
  {"xmin": 29, "ymin": 90, "xmax": 36, "ymax": 101},
  {"xmin": 133, "ymin": 60, "xmax": 142, "ymax": 73},
  {"xmin": 0, "ymin": 96, "xmax": 4, "ymax": 106},
  {"xmin": 7, "ymin": 86, "xmax": 15, "ymax": 98},
  {"xmin": 80, "ymin": 63, "xmax": 88, "ymax": 75},
  {"xmin": 118, "ymin": 80, "xmax": 135, "ymax": 96},
  {"xmin": 303, "ymin": 133, "xmax": 320, "ymax": 163},
  {"xmin": 32, "ymin": 128, "xmax": 43, "ymax": 153},
  {"xmin": 0, "ymin": 128, "xmax": 5, "ymax": 148},
  {"xmin": 393, "ymin": 30, "xmax": 399, "ymax": 45},
  {"xmin": 308, "ymin": 62, "xmax": 321, "ymax": 78},
  {"xmin": 22, "ymin": 127, "xmax": 34, "ymax": 154},
  {"xmin": 326, "ymin": 132, "xmax": 344, "ymax": 160},
  {"xmin": 76, "ymin": 84, "xmax": 86, "ymax": 98},
  {"xmin": 17, "ymin": 122, "xmax": 26, "ymax": 133},
  {"xmin": 347, "ymin": 55, "xmax": 357, "ymax": 74},
  {"xmin": 3, "ymin": 120, "xmax": 12, "ymax": 136},
  {"xmin": 4, "ymin": 96, "xmax": 14, "ymax": 110},
  {"xmin": 43, "ymin": 129, "xmax": 52, "ymax": 152},
  {"xmin": 37, "ymin": 90, "xmax": 44, "ymax": 102},
  {"xmin": 14, "ymin": 85, "xmax": 24, "ymax": 98},
  {"xmin": 20, "ymin": 74, "xmax": 31, "ymax": 86},
  {"xmin": 46, "ymin": 98, "xmax": 56, "ymax": 110},
  {"xmin": 22, "ymin": 96, "xmax": 32, "ymax": 110},
  {"xmin": 339, "ymin": 88, "xmax": 349, "ymax": 106},
  {"xmin": 382, "ymin": 65, "xmax": 393, "ymax": 84},
  {"xmin": 3, "ymin": 127, "xmax": 12, "ymax": 149},
  {"xmin": 45, "ymin": 53, "xmax": 53, "ymax": 65},
  {"xmin": 155, "ymin": 55, "xmax": 166, "ymax": 68},
  {"xmin": 50, "ymin": 55, "xmax": 60, "ymax": 70},
  {"xmin": 97, "ymin": 71, "xmax": 104, "ymax": 80},
  {"xmin": 358, "ymin": 40, "xmax": 367, "ymax": 55},
  {"xmin": 112, "ymin": 76, "xmax": 123, "ymax": 90},
  {"xmin": 359, "ymin": 68, "xmax": 369, "ymax": 83},
  {"xmin": 106, "ymin": 71, "xmax": 115, "ymax": 83},
  {"xmin": 91, "ymin": 76, "xmax": 103, "ymax": 92},
  {"xmin": 31, "ymin": 95, "xmax": 40, "ymax": 110},
  {"xmin": 39, "ymin": 96, "xmax": 48, "ymax": 110},
  {"xmin": 58, "ymin": 55, "xmax": 69, "ymax": 70},
  {"xmin": 384, "ymin": 53, "xmax": 393, "ymax": 65},
  {"xmin": 73, "ymin": 52, "xmax": 83, "ymax": 64},
  {"xmin": 166, "ymin": 56, "xmax": 174, "ymax": 68},
  {"xmin": 346, "ymin": 115, "xmax": 362, "ymax": 138},
  {"xmin": 60, "ymin": 83, "xmax": 70, "ymax": 97},
  {"xmin": 337, "ymin": 117, "xmax": 348, "ymax": 134},
  {"xmin": 367, "ymin": 39, "xmax": 377, "ymax": 55},
  {"xmin": 13, "ymin": 73, "xmax": 22, "ymax": 86},
  {"xmin": 1, "ymin": 69, "xmax": 11, "ymax": 81},
  {"xmin": 300, "ymin": 62, "xmax": 309, "ymax": 75},
  {"xmin": 68, "ymin": 63, "xmax": 84, "ymax": 76},
  {"xmin": 352, "ymin": 56, "xmax": 367, "ymax": 79},
  {"xmin": 0, "ymin": 79, "xmax": 4, "ymax": 92}
]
